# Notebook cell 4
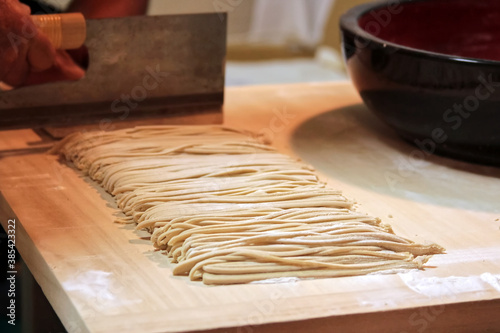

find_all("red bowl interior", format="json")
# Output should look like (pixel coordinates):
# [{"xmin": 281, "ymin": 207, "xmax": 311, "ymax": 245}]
[{"xmin": 358, "ymin": 0, "xmax": 500, "ymax": 62}]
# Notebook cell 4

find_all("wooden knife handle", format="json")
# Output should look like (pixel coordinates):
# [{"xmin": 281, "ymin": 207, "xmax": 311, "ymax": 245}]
[{"xmin": 30, "ymin": 13, "xmax": 86, "ymax": 50}]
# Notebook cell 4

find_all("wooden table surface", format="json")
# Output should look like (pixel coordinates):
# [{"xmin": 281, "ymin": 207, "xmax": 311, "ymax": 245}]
[{"xmin": 1, "ymin": 82, "xmax": 500, "ymax": 333}]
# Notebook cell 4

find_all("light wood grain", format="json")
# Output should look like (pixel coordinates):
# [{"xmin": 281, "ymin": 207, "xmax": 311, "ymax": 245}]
[{"xmin": 0, "ymin": 82, "xmax": 499, "ymax": 333}]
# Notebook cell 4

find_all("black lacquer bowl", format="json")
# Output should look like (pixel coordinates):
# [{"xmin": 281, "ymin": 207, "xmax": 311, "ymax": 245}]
[{"xmin": 340, "ymin": 0, "xmax": 500, "ymax": 166}]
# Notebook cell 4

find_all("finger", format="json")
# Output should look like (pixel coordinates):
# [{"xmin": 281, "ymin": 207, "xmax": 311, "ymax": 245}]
[
  {"xmin": 23, "ymin": 64, "xmax": 85, "ymax": 86},
  {"xmin": 53, "ymin": 50, "xmax": 85, "ymax": 80},
  {"xmin": 14, "ymin": 2, "xmax": 32, "ymax": 16},
  {"xmin": 2, "ymin": 35, "xmax": 30, "ymax": 87},
  {"xmin": 2, "ymin": 57, "xmax": 30, "ymax": 87},
  {"xmin": 66, "ymin": 46, "xmax": 89, "ymax": 69},
  {"xmin": 28, "ymin": 33, "xmax": 56, "ymax": 72},
  {"xmin": 22, "ymin": 50, "xmax": 85, "ymax": 86},
  {"xmin": 0, "ymin": 24, "xmax": 31, "ymax": 80},
  {"xmin": 0, "ymin": 46, "xmax": 19, "ymax": 79}
]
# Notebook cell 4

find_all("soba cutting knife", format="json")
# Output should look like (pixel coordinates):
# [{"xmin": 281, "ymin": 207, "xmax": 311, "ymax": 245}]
[{"xmin": 0, "ymin": 13, "xmax": 226, "ymax": 131}]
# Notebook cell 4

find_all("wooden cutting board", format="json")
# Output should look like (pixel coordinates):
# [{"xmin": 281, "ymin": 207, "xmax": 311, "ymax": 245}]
[{"xmin": 1, "ymin": 82, "xmax": 499, "ymax": 333}]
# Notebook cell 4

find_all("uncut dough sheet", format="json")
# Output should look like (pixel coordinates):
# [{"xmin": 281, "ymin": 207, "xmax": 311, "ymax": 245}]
[{"xmin": 51, "ymin": 126, "xmax": 444, "ymax": 285}]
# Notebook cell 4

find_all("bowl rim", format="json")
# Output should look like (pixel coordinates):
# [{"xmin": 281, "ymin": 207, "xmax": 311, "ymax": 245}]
[{"xmin": 340, "ymin": 0, "xmax": 500, "ymax": 66}]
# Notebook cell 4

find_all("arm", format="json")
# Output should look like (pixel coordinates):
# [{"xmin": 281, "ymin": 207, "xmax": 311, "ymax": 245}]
[{"xmin": 67, "ymin": 0, "xmax": 149, "ymax": 18}]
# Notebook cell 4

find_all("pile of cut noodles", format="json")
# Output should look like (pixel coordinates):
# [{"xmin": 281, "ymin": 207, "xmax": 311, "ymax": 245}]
[{"xmin": 52, "ymin": 126, "xmax": 444, "ymax": 285}]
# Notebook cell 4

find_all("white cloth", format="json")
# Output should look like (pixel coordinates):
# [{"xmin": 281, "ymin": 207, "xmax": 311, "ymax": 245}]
[{"xmin": 247, "ymin": 0, "xmax": 335, "ymax": 47}]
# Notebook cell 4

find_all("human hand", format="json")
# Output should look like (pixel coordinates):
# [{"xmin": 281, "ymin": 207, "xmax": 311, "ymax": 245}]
[{"xmin": 0, "ymin": 0, "xmax": 84, "ymax": 87}]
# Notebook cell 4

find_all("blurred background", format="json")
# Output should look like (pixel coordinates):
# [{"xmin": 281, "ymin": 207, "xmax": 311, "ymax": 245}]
[{"xmin": 43, "ymin": 0, "xmax": 374, "ymax": 86}]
